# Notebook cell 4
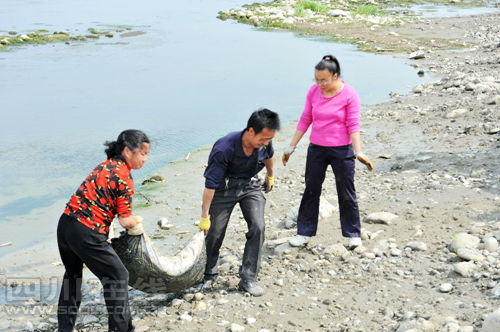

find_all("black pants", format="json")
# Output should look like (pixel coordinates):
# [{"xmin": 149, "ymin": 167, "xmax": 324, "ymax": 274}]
[
  {"xmin": 297, "ymin": 144, "xmax": 361, "ymax": 238},
  {"xmin": 57, "ymin": 214, "xmax": 134, "ymax": 332},
  {"xmin": 205, "ymin": 178, "xmax": 266, "ymax": 282}
]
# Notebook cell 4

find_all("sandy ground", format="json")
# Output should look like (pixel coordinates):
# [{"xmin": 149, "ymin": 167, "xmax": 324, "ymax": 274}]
[{"xmin": 0, "ymin": 9, "xmax": 499, "ymax": 332}]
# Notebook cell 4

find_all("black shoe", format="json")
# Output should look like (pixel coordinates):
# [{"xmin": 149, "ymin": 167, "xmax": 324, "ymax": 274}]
[{"xmin": 238, "ymin": 279, "xmax": 264, "ymax": 297}]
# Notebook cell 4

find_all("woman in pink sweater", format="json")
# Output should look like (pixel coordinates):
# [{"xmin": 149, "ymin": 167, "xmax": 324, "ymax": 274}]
[{"xmin": 283, "ymin": 55, "xmax": 374, "ymax": 248}]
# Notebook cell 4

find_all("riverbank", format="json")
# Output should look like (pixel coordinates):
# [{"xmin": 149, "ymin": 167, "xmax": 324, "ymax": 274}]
[
  {"xmin": 217, "ymin": 0, "xmax": 499, "ymax": 53},
  {"xmin": 1, "ymin": 8, "xmax": 499, "ymax": 332}
]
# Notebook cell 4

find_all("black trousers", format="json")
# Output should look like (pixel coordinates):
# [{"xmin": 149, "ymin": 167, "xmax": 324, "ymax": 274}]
[
  {"xmin": 297, "ymin": 144, "xmax": 361, "ymax": 238},
  {"xmin": 57, "ymin": 214, "xmax": 134, "ymax": 332},
  {"xmin": 205, "ymin": 178, "xmax": 266, "ymax": 282}
]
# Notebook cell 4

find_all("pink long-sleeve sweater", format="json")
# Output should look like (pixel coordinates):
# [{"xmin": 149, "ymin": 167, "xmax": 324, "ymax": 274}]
[{"xmin": 297, "ymin": 83, "xmax": 361, "ymax": 147}]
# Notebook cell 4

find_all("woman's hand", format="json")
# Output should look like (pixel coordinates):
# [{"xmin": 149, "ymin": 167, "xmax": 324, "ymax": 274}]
[
  {"xmin": 127, "ymin": 215, "xmax": 144, "ymax": 235},
  {"xmin": 282, "ymin": 146, "xmax": 295, "ymax": 166},
  {"xmin": 356, "ymin": 152, "xmax": 374, "ymax": 171}
]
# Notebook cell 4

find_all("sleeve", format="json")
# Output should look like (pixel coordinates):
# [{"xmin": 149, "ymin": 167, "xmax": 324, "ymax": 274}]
[
  {"xmin": 204, "ymin": 149, "xmax": 230, "ymax": 189},
  {"xmin": 265, "ymin": 140, "xmax": 274, "ymax": 159},
  {"xmin": 345, "ymin": 89, "xmax": 361, "ymax": 134},
  {"xmin": 296, "ymin": 86, "xmax": 314, "ymax": 132},
  {"xmin": 115, "ymin": 174, "xmax": 134, "ymax": 218}
]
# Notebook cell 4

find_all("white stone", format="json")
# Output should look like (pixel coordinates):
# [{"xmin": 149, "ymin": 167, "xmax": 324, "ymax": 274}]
[
  {"xmin": 439, "ymin": 283, "xmax": 453, "ymax": 293},
  {"xmin": 170, "ymin": 298, "xmax": 184, "ymax": 307},
  {"xmin": 390, "ymin": 248, "xmax": 402, "ymax": 256},
  {"xmin": 453, "ymin": 261, "xmax": 476, "ymax": 277},
  {"xmin": 480, "ymin": 308, "xmax": 500, "ymax": 332},
  {"xmin": 406, "ymin": 241, "xmax": 427, "ymax": 251},
  {"xmin": 157, "ymin": 217, "xmax": 173, "ymax": 229},
  {"xmin": 364, "ymin": 212, "xmax": 398, "ymax": 225},
  {"xmin": 319, "ymin": 198, "xmax": 336, "ymax": 219},
  {"xmin": 484, "ymin": 237, "xmax": 499, "ymax": 252},
  {"xmin": 246, "ymin": 317, "xmax": 257, "ymax": 325},
  {"xmin": 328, "ymin": 10, "xmax": 350, "ymax": 17},
  {"xmin": 179, "ymin": 313, "xmax": 193, "ymax": 321},
  {"xmin": 230, "ymin": 323, "xmax": 245, "ymax": 332},
  {"xmin": 457, "ymin": 248, "xmax": 484, "ymax": 261},
  {"xmin": 409, "ymin": 50, "xmax": 425, "ymax": 59},
  {"xmin": 445, "ymin": 108, "xmax": 468, "ymax": 119},
  {"xmin": 449, "ymin": 233, "xmax": 480, "ymax": 253},
  {"xmin": 324, "ymin": 243, "xmax": 348, "ymax": 256}
]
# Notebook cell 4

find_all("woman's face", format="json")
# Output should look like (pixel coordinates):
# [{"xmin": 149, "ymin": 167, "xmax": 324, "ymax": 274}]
[
  {"xmin": 314, "ymin": 69, "xmax": 338, "ymax": 91},
  {"xmin": 122, "ymin": 143, "xmax": 150, "ymax": 169}
]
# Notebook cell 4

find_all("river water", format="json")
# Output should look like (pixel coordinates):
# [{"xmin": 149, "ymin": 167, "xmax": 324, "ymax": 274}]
[{"xmin": 0, "ymin": 0, "xmax": 432, "ymax": 255}]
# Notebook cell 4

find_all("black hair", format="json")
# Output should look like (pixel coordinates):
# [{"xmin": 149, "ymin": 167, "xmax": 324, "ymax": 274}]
[
  {"xmin": 104, "ymin": 129, "xmax": 150, "ymax": 159},
  {"xmin": 315, "ymin": 54, "xmax": 341, "ymax": 77},
  {"xmin": 246, "ymin": 108, "xmax": 281, "ymax": 134}
]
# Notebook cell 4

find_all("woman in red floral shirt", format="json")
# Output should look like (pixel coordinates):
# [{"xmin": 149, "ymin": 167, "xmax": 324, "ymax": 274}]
[{"xmin": 57, "ymin": 129, "xmax": 150, "ymax": 332}]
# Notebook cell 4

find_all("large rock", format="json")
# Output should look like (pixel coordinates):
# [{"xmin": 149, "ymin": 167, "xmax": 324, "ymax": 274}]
[
  {"xmin": 480, "ymin": 308, "xmax": 500, "ymax": 332},
  {"xmin": 319, "ymin": 198, "xmax": 336, "ymax": 219},
  {"xmin": 453, "ymin": 261, "xmax": 476, "ymax": 277},
  {"xmin": 449, "ymin": 233, "xmax": 480, "ymax": 253},
  {"xmin": 364, "ymin": 212, "xmax": 398, "ymax": 225},
  {"xmin": 324, "ymin": 243, "xmax": 348, "ymax": 257},
  {"xmin": 397, "ymin": 318, "xmax": 435, "ymax": 331},
  {"xmin": 456, "ymin": 248, "xmax": 484, "ymax": 261}
]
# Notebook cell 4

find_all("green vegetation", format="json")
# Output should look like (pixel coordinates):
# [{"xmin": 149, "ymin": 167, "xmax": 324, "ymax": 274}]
[
  {"xmin": 295, "ymin": 0, "xmax": 329, "ymax": 14},
  {"xmin": 355, "ymin": 5, "xmax": 379, "ymax": 15}
]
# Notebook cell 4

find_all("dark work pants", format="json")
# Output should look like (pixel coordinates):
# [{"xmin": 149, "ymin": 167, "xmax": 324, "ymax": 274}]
[
  {"xmin": 205, "ymin": 179, "xmax": 266, "ymax": 282},
  {"xmin": 57, "ymin": 214, "xmax": 134, "ymax": 332},
  {"xmin": 297, "ymin": 144, "xmax": 361, "ymax": 238}
]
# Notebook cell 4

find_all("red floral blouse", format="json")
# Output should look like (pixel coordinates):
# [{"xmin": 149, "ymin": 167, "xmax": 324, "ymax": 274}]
[{"xmin": 64, "ymin": 157, "xmax": 134, "ymax": 234}]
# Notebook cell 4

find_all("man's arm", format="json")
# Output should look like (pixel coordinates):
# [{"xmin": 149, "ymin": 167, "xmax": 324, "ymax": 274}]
[
  {"xmin": 263, "ymin": 157, "xmax": 274, "ymax": 193},
  {"xmin": 201, "ymin": 188, "xmax": 215, "ymax": 219}
]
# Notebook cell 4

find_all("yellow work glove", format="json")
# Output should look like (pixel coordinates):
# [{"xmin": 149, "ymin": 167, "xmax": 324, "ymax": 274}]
[
  {"xmin": 264, "ymin": 175, "xmax": 274, "ymax": 193},
  {"xmin": 356, "ymin": 152, "xmax": 375, "ymax": 171},
  {"xmin": 282, "ymin": 146, "xmax": 295, "ymax": 166},
  {"xmin": 198, "ymin": 216, "xmax": 211, "ymax": 233}
]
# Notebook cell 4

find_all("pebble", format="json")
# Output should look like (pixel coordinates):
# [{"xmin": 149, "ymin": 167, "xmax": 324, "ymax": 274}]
[
  {"xmin": 246, "ymin": 317, "xmax": 256, "ymax": 325},
  {"xmin": 439, "ymin": 283, "xmax": 453, "ymax": 293},
  {"xmin": 193, "ymin": 301, "xmax": 207, "ymax": 311},
  {"xmin": 405, "ymin": 241, "xmax": 427, "ymax": 251},
  {"xmin": 483, "ymin": 237, "xmax": 498, "ymax": 252},
  {"xmin": 364, "ymin": 212, "xmax": 399, "ymax": 225},
  {"xmin": 179, "ymin": 313, "xmax": 193, "ymax": 321},
  {"xmin": 230, "ymin": 323, "xmax": 245, "ymax": 332}
]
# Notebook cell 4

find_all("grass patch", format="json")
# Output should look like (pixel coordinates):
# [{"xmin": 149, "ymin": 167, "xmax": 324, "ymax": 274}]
[
  {"xmin": 295, "ymin": 0, "xmax": 329, "ymax": 15},
  {"xmin": 355, "ymin": 5, "xmax": 379, "ymax": 15}
]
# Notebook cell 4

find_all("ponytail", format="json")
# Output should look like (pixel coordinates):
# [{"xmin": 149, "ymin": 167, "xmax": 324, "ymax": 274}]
[
  {"xmin": 315, "ymin": 54, "xmax": 341, "ymax": 77},
  {"xmin": 104, "ymin": 129, "xmax": 150, "ymax": 159}
]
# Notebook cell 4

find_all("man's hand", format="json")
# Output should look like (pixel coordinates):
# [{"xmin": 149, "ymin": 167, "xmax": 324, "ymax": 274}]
[
  {"xmin": 282, "ymin": 146, "xmax": 295, "ymax": 166},
  {"xmin": 356, "ymin": 152, "xmax": 375, "ymax": 171},
  {"xmin": 263, "ymin": 175, "xmax": 274, "ymax": 193},
  {"xmin": 198, "ymin": 216, "xmax": 211, "ymax": 235}
]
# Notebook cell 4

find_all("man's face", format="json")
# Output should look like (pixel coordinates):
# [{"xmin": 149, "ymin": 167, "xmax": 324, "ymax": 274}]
[{"xmin": 248, "ymin": 127, "xmax": 275, "ymax": 149}]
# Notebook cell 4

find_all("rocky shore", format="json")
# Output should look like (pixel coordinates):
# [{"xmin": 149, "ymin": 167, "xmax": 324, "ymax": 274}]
[{"xmin": 1, "ymin": 4, "xmax": 499, "ymax": 332}]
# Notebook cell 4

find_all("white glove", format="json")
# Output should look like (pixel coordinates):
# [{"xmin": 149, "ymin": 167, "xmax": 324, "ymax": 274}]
[
  {"xmin": 128, "ymin": 223, "xmax": 144, "ymax": 236},
  {"xmin": 127, "ymin": 215, "xmax": 144, "ymax": 235}
]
